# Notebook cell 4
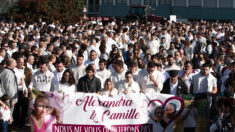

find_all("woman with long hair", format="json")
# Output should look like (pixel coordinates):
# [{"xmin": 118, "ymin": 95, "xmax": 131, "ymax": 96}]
[
  {"xmin": 57, "ymin": 69, "xmax": 76, "ymax": 93},
  {"xmin": 100, "ymin": 79, "xmax": 118, "ymax": 96}
]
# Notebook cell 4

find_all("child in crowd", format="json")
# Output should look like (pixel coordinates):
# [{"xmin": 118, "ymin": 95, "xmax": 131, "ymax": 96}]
[{"xmin": 0, "ymin": 94, "xmax": 12, "ymax": 132}]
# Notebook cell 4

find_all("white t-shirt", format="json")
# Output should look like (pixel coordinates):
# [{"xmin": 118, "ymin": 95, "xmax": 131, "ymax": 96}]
[
  {"xmin": 29, "ymin": 70, "xmax": 54, "ymax": 92},
  {"xmin": 118, "ymin": 80, "xmax": 140, "ymax": 95},
  {"xmin": 14, "ymin": 68, "xmax": 27, "ymax": 91},
  {"xmin": 57, "ymin": 83, "xmax": 76, "ymax": 93},
  {"xmin": 0, "ymin": 106, "xmax": 11, "ymax": 122}
]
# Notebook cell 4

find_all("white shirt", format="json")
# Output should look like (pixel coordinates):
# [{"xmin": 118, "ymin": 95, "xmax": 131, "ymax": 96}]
[
  {"xmin": 96, "ymin": 69, "xmax": 111, "ymax": 83},
  {"xmin": 146, "ymin": 39, "xmax": 160, "ymax": 55},
  {"xmin": 118, "ymin": 80, "xmax": 140, "ymax": 95},
  {"xmin": 178, "ymin": 70, "xmax": 195, "ymax": 91},
  {"xmin": 57, "ymin": 83, "xmax": 76, "ymax": 93},
  {"xmin": 137, "ymin": 69, "xmax": 164, "ymax": 93},
  {"xmin": 29, "ymin": 70, "xmax": 54, "ymax": 92},
  {"xmin": 191, "ymin": 73, "xmax": 217, "ymax": 94},
  {"xmin": 181, "ymin": 108, "xmax": 197, "ymax": 128},
  {"xmin": 52, "ymin": 69, "xmax": 65, "ymax": 91},
  {"xmin": 0, "ymin": 56, "xmax": 4, "ymax": 63},
  {"xmin": 100, "ymin": 89, "xmax": 118, "ymax": 96},
  {"xmin": 84, "ymin": 58, "xmax": 100, "ymax": 69},
  {"xmin": 14, "ymin": 68, "xmax": 27, "ymax": 91},
  {"xmin": 110, "ymin": 70, "xmax": 126, "ymax": 89},
  {"xmin": 70, "ymin": 65, "xmax": 86, "ymax": 84},
  {"xmin": 0, "ymin": 106, "xmax": 11, "ymax": 122}
]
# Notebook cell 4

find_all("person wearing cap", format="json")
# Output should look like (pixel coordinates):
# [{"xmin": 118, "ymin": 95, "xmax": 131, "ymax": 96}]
[
  {"xmin": 161, "ymin": 70, "xmax": 188, "ymax": 96},
  {"xmin": 137, "ymin": 61, "xmax": 164, "ymax": 93}
]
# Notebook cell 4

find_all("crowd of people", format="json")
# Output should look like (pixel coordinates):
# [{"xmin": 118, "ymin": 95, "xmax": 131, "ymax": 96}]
[{"xmin": 0, "ymin": 17, "xmax": 234, "ymax": 132}]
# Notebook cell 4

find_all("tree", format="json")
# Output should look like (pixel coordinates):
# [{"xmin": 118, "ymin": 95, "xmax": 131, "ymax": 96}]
[{"xmin": 8, "ymin": 0, "xmax": 84, "ymax": 24}]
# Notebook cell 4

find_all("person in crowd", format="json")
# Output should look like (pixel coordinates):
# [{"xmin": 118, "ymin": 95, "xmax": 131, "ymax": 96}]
[
  {"xmin": 77, "ymin": 64, "xmax": 101, "ymax": 93},
  {"xmin": 28, "ymin": 57, "xmax": 54, "ymax": 92},
  {"xmin": 51, "ymin": 59, "xmax": 65, "ymax": 91},
  {"xmin": 70, "ymin": 54, "xmax": 86, "ymax": 85},
  {"xmin": 161, "ymin": 70, "xmax": 188, "ymax": 96},
  {"xmin": 12, "ymin": 56, "xmax": 29, "ymax": 128},
  {"xmin": 99, "ymin": 79, "xmax": 118, "ymax": 96},
  {"xmin": 0, "ymin": 94, "xmax": 12, "ymax": 132},
  {"xmin": 137, "ymin": 61, "xmax": 164, "ymax": 93},
  {"xmin": 118, "ymin": 71, "xmax": 140, "ymax": 95},
  {"xmin": 55, "ymin": 69, "xmax": 76, "ymax": 93},
  {"xmin": 0, "ymin": 58, "xmax": 18, "ymax": 112},
  {"xmin": 96, "ymin": 59, "xmax": 111, "ymax": 85},
  {"xmin": 110, "ymin": 60, "xmax": 126, "ymax": 89},
  {"xmin": 150, "ymin": 106, "xmax": 165, "ymax": 132},
  {"xmin": 47, "ymin": 54, "xmax": 56, "ymax": 72},
  {"xmin": 84, "ymin": 50, "xmax": 100, "ymax": 69}
]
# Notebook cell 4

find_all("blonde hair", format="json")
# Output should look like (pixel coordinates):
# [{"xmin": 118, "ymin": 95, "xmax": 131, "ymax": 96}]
[{"xmin": 104, "ymin": 79, "xmax": 114, "ymax": 91}]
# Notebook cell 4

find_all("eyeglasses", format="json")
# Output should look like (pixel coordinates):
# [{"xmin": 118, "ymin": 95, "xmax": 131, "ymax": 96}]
[{"xmin": 36, "ymin": 104, "xmax": 51, "ymax": 110}]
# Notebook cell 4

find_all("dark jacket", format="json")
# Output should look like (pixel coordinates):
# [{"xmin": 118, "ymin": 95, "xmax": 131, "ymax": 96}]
[
  {"xmin": 161, "ymin": 78, "xmax": 188, "ymax": 96},
  {"xmin": 77, "ymin": 75, "xmax": 101, "ymax": 93}
]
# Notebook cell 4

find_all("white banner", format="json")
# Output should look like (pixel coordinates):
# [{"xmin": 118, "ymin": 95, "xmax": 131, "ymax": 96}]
[{"xmin": 30, "ymin": 92, "xmax": 185, "ymax": 132}]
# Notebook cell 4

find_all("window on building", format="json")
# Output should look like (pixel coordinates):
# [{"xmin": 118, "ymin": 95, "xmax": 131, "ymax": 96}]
[
  {"xmin": 174, "ymin": 0, "xmax": 186, "ymax": 7},
  {"xmin": 188, "ymin": 0, "xmax": 201, "ymax": 6},
  {"xmin": 144, "ymin": 0, "xmax": 156, "ymax": 5},
  {"xmin": 103, "ymin": 0, "xmax": 113, "ymax": 4},
  {"xmin": 130, "ymin": 0, "xmax": 141, "ymax": 5},
  {"xmin": 219, "ymin": 0, "xmax": 233, "ymax": 8},
  {"xmin": 117, "ymin": 0, "xmax": 127, "ymax": 5},
  {"xmin": 159, "ymin": 0, "xmax": 171, "ymax": 6},
  {"xmin": 204, "ymin": 0, "xmax": 217, "ymax": 8}
]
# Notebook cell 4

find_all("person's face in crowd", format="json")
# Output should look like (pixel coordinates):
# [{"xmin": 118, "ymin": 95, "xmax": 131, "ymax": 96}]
[
  {"xmin": 151, "ymin": 35, "xmax": 156, "ymax": 41},
  {"xmin": 170, "ymin": 43, "xmax": 175, "ymax": 49},
  {"xmin": 106, "ymin": 81, "xmax": 113, "ymax": 91},
  {"xmin": 114, "ymin": 65, "xmax": 123, "ymax": 73},
  {"xmin": 99, "ymin": 62, "xmax": 106, "ymax": 71},
  {"xmin": 86, "ymin": 70, "xmax": 94, "ymax": 79},
  {"xmin": 28, "ymin": 56, "xmax": 34, "ymax": 65},
  {"xmin": 2, "ymin": 43, "xmax": 8, "ymax": 51},
  {"xmin": 161, "ymin": 38, "xmax": 166, "ymax": 43},
  {"xmin": 0, "ymin": 50, "xmax": 5, "ymax": 57},
  {"xmin": 154, "ymin": 108, "xmax": 164, "ymax": 121},
  {"xmin": 17, "ymin": 58, "xmax": 24, "ymax": 69},
  {"xmin": 170, "ymin": 76, "xmax": 178, "ymax": 84},
  {"xmin": 10, "ymin": 42, "xmax": 17, "ymax": 49},
  {"xmin": 125, "ymin": 73, "xmax": 133, "ymax": 83},
  {"xmin": 56, "ymin": 63, "xmax": 64, "ymax": 72},
  {"xmin": 166, "ymin": 104, "xmax": 176, "ymax": 118},
  {"xmin": 32, "ymin": 47, "xmax": 39, "ymax": 54},
  {"xmin": 147, "ymin": 66, "xmax": 155, "ymax": 74},
  {"xmin": 201, "ymin": 66, "xmax": 210, "ymax": 76},
  {"xmin": 64, "ymin": 72, "xmax": 70, "ymax": 82},
  {"xmin": 90, "ymin": 51, "xmax": 97, "ymax": 61},
  {"xmin": 11, "ymin": 59, "xmax": 17, "ymax": 68},
  {"xmin": 184, "ymin": 63, "xmax": 192, "ymax": 71},
  {"xmin": 77, "ymin": 57, "xmax": 84, "ymax": 66},
  {"xmin": 40, "ymin": 64, "xmax": 47, "ymax": 73},
  {"xmin": 130, "ymin": 66, "xmax": 137, "ymax": 74},
  {"xmin": 168, "ymin": 57, "xmax": 174, "ymax": 66},
  {"xmin": 35, "ymin": 99, "xmax": 51, "ymax": 118},
  {"xmin": 175, "ymin": 52, "xmax": 180, "ymax": 59}
]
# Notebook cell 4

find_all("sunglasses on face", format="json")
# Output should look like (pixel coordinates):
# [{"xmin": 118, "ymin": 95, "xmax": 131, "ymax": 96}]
[{"xmin": 36, "ymin": 104, "xmax": 51, "ymax": 110}]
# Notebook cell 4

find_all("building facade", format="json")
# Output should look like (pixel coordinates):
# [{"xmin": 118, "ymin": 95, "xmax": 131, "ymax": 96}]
[{"xmin": 86, "ymin": 0, "xmax": 235, "ymax": 20}]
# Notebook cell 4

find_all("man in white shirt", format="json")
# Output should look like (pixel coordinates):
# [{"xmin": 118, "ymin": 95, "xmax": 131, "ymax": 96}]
[
  {"xmin": 137, "ymin": 61, "xmax": 164, "ymax": 93},
  {"xmin": 29, "ymin": 57, "xmax": 54, "ymax": 92},
  {"xmin": 87, "ymin": 38, "xmax": 100, "ymax": 57},
  {"xmin": 190, "ymin": 63, "xmax": 217, "ymax": 131},
  {"xmin": 110, "ymin": 60, "xmax": 126, "ymax": 89},
  {"xmin": 26, "ymin": 55, "xmax": 35, "ymax": 72},
  {"xmin": 52, "ymin": 59, "xmax": 66, "ymax": 91},
  {"xmin": 7, "ymin": 40, "xmax": 18, "ymax": 57},
  {"xmin": 70, "ymin": 54, "xmax": 86, "ymax": 85},
  {"xmin": 96, "ymin": 59, "xmax": 111, "ymax": 85},
  {"xmin": 13, "ymin": 56, "xmax": 28, "ymax": 127},
  {"xmin": 178, "ymin": 61, "xmax": 195, "ymax": 92},
  {"xmin": 84, "ymin": 50, "xmax": 99, "ymax": 69},
  {"xmin": 146, "ymin": 33, "xmax": 160, "ymax": 55},
  {"xmin": 128, "ymin": 61, "xmax": 140, "ymax": 82}
]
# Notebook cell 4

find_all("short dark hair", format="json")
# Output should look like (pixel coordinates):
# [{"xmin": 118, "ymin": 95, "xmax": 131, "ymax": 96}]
[
  {"xmin": 115, "ymin": 60, "xmax": 124, "ymax": 68},
  {"xmin": 1, "ymin": 94, "xmax": 10, "ymax": 102},
  {"xmin": 85, "ymin": 64, "xmax": 95, "ymax": 72},
  {"xmin": 38, "ymin": 56, "xmax": 48, "ymax": 66},
  {"xmin": 125, "ymin": 71, "xmax": 132, "ymax": 77},
  {"xmin": 202, "ymin": 63, "xmax": 211, "ymax": 68},
  {"xmin": 99, "ymin": 59, "xmax": 107, "ymax": 65},
  {"xmin": 147, "ymin": 61, "xmax": 156, "ymax": 68},
  {"xmin": 77, "ymin": 54, "xmax": 84, "ymax": 58}
]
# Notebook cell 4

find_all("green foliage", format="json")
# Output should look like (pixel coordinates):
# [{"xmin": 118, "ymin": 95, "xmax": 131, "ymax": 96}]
[{"xmin": 8, "ymin": 0, "xmax": 84, "ymax": 24}]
